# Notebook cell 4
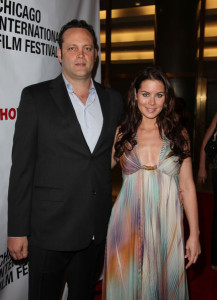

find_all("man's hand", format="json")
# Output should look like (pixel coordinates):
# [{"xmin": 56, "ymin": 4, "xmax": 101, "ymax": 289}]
[{"xmin": 7, "ymin": 237, "xmax": 28, "ymax": 260}]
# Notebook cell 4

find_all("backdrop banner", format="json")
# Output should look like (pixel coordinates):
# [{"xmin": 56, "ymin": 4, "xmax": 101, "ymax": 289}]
[{"xmin": 0, "ymin": 0, "xmax": 100, "ymax": 298}]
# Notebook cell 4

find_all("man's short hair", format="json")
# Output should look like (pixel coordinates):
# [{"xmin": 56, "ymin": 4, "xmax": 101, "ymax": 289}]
[{"xmin": 58, "ymin": 19, "xmax": 98, "ymax": 51}]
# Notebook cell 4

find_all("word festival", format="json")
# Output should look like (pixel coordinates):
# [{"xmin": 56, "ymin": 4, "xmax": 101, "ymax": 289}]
[{"xmin": 0, "ymin": 34, "xmax": 58, "ymax": 57}]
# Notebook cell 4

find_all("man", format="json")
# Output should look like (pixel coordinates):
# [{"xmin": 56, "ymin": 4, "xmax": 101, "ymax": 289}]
[{"xmin": 7, "ymin": 19, "xmax": 123, "ymax": 300}]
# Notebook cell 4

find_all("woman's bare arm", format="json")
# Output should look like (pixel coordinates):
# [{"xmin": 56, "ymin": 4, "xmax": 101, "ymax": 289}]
[
  {"xmin": 111, "ymin": 127, "xmax": 121, "ymax": 169},
  {"xmin": 179, "ymin": 156, "xmax": 201, "ymax": 269},
  {"xmin": 198, "ymin": 112, "xmax": 217, "ymax": 183}
]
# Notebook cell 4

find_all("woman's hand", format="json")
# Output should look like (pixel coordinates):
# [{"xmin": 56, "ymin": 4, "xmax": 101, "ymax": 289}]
[
  {"xmin": 185, "ymin": 235, "xmax": 201, "ymax": 269},
  {"xmin": 198, "ymin": 166, "xmax": 207, "ymax": 183}
]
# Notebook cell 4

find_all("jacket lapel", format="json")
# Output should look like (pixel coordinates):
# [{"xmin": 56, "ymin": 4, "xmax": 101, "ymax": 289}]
[
  {"xmin": 93, "ymin": 82, "xmax": 110, "ymax": 154},
  {"xmin": 49, "ymin": 75, "xmax": 91, "ymax": 154}
]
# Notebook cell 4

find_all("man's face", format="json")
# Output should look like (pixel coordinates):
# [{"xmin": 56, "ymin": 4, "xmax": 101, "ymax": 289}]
[{"xmin": 58, "ymin": 28, "xmax": 97, "ymax": 82}]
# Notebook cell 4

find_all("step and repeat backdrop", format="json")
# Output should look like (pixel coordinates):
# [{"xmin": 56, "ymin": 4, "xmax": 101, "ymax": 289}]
[{"xmin": 0, "ymin": 0, "xmax": 100, "ymax": 299}]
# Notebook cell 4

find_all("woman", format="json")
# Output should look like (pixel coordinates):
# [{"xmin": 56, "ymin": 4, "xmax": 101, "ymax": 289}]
[
  {"xmin": 198, "ymin": 112, "xmax": 217, "ymax": 271},
  {"xmin": 103, "ymin": 67, "xmax": 201, "ymax": 300}
]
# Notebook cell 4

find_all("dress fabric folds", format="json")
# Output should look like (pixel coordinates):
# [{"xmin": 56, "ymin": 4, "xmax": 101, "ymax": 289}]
[{"xmin": 103, "ymin": 136, "xmax": 189, "ymax": 300}]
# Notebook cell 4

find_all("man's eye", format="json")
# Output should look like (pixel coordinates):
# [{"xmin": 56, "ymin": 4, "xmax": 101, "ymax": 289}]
[
  {"xmin": 69, "ymin": 47, "xmax": 76, "ymax": 51},
  {"xmin": 85, "ymin": 47, "xmax": 92, "ymax": 51}
]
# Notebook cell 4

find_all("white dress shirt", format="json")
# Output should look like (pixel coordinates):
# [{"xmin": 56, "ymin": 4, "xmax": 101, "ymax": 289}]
[{"xmin": 62, "ymin": 74, "xmax": 103, "ymax": 153}]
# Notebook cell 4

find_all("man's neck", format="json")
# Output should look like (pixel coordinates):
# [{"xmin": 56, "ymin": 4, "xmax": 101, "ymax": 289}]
[
  {"xmin": 63, "ymin": 73, "xmax": 92, "ymax": 92},
  {"xmin": 64, "ymin": 74, "xmax": 93, "ymax": 105}
]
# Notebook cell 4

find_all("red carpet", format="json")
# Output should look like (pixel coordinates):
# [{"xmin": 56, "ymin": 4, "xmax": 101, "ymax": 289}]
[
  {"xmin": 187, "ymin": 192, "xmax": 217, "ymax": 300},
  {"xmin": 94, "ymin": 192, "xmax": 217, "ymax": 299}
]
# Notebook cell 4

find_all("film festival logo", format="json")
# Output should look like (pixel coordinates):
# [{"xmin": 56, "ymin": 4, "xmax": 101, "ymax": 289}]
[
  {"xmin": 0, "ymin": 0, "xmax": 59, "ymax": 57},
  {"xmin": 0, "ymin": 0, "xmax": 60, "ymax": 122},
  {"xmin": 0, "ymin": 250, "xmax": 28, "ymax": 290}
]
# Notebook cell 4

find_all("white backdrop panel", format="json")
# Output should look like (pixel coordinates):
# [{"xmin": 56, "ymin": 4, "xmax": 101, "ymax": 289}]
[{"xmin": 0, "ymin": 0, "xmax": 100, "ymax": 299}]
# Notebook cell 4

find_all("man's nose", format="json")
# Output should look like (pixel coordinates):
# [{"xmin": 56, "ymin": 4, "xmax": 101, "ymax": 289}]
[{"xmin": 77, "ymin": 49, "xmax": 84, "ymax": 57}]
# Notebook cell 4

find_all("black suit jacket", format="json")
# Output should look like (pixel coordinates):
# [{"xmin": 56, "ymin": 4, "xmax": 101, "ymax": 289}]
[{"xmin": 8, "ymin": 74, "xmax": 123, "ymax": 251}]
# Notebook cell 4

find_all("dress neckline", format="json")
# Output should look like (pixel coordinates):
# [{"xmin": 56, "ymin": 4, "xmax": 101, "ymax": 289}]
[{"xmin": 135, "ymin": 134, "xmax": 166, "ymax": 170}]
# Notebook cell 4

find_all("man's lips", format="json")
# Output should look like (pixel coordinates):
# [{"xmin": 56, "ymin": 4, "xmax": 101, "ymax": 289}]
[{"xmin": 75, "ymin": 62, "xmax": 86, "ymax": 67}]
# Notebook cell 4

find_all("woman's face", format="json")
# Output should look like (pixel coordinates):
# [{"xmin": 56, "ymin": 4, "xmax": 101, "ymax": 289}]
[{"xmin": 135, "ymin": 79, "xmax": 165, "ymax": 120}]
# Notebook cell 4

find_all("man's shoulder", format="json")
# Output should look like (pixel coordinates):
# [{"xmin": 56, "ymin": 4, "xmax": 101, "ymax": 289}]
[
  {"xmin": 23, "ymin": 74, "xmax": 62, "ymax": 94},
  {"xmin": 94, "ymin": 81, "xmax": 122, "ymax": 99}
]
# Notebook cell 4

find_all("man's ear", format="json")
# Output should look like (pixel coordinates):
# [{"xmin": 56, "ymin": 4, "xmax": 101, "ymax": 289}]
[
  {"xmin": 58, "ymin": 48, "xmax": 62, "ymax": 64},
  {"xmin": 94, "ymin": 49, "xmax": 98, "ymax": 62}
]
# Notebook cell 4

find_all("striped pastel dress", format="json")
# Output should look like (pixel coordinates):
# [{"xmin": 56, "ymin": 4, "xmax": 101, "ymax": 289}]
[{"xmin": 102, "ymin": 135, "xmax": 189, "ymax": 300}]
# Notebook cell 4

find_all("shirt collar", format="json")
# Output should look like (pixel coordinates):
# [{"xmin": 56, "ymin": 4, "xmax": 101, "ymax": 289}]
[{"xmin": 62, "ymin": 73, "xmax": 96, "ymax": 95}]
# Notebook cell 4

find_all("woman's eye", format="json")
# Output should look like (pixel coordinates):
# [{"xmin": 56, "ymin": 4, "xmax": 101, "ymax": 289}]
[
  {"xmin": 142, "ymin": 93, "xmax": 149, "ymax": 97},
  {"xmin": 156, "ymin": 93, "xmax": 163, "ymax": 98}
]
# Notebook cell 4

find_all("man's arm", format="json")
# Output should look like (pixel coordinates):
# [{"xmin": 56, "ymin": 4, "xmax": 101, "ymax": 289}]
[{"xmin": 8, "ymin": 87, "xmax": 38, "ymax": 258}]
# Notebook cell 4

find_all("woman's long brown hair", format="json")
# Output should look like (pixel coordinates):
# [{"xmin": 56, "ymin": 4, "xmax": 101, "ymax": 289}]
[{"xmin": 115, "ymin": 66, "xmax": 191, "ymax": 164}]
